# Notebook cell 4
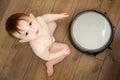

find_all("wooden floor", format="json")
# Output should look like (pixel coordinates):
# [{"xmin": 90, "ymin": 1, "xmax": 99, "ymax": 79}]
[{"xmin": 0, "ymin": 0, "xmax": 120, "ymax": 80}]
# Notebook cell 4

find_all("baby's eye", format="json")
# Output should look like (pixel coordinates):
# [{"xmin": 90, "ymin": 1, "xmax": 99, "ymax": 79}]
[
  {"xmin": 29, "ymin": 21, "xmax": 32, "ymax": 26},
  {"xmin": 25, "ymin": 32, "xmax": 29, "ymax": 36}
]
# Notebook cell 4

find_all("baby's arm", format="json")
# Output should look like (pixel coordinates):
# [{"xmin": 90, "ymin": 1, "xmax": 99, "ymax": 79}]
[{"xmin": 41, "ymin": 13, "xmax": 69, "ymax": 22}]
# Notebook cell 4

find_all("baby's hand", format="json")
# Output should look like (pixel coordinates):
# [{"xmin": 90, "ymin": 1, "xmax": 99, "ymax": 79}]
[{"xmin": 60, "ymin": 13, "xmax": 69, "ymax": 18}]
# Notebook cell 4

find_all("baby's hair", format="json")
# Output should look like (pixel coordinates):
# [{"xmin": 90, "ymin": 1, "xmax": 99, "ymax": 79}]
[{"xmin": 6, "ymin": 13, "xmax": 29, "ymax": 38}]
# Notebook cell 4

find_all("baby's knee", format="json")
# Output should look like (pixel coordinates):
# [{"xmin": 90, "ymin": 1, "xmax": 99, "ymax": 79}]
[
  {"xmin": 66, "ymin": 48, "xmax": 70, "ymax": 55},
  {"xmin": 64, "ymin": 45, "xmax": 70, "ymax": 55}
]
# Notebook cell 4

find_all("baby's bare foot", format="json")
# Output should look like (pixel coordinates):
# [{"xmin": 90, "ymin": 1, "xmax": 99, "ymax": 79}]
[{"xmin": 45, "ymin": 62, "xmax": 54, "ymax": 77}]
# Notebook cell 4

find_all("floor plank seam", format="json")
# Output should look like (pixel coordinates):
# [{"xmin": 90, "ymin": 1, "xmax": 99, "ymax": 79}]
[{"xmin": 96, "ymin": 52, "xmax": 108, "ymax": 80}]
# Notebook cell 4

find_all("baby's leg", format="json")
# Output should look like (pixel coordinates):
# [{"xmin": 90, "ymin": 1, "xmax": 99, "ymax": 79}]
[
  {"xmin": 45, "ymin": 42, "xmax": 70, "ymax": 77},
  {"xmin": 47, "ymin": 21, "xmax": 57, "ymax": 35}
]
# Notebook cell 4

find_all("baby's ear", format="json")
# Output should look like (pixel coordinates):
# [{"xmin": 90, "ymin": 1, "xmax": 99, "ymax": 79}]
[
  {"xmin": 19, "ymin": 39, "xmax": 27, "ymax": 43},
  {"xmin": 29, "ymin": 13, "xmax": 35, "ymax": 18}
]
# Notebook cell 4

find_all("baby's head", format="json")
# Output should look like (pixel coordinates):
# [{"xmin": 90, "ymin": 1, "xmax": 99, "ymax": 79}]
[{"xmin": 6, "ymin": 13, "xmax": 41, "ymax": 43}]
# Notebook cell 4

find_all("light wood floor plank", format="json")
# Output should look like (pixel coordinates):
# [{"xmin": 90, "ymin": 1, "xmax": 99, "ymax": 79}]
[
  {"xmin": 98, "ymin": 53, "xmax": 120, "ymax": 80},
  {"xmin": 0, "ymin": 0, "xmax": 10, "ymax": 22},
  {"xmin": 73, "ymin": 54, "xmax": 103, "ymax": 80}
]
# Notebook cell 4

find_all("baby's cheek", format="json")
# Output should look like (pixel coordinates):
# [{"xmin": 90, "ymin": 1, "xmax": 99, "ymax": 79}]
[{"xmin": 30, "ymin": 35, "xmax": 36, "ymax": 40}]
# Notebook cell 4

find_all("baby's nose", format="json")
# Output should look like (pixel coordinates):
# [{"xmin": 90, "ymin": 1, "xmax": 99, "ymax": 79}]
[{"xmin": 30, "ymin": 29, "xmax": 36, "ymax": 33}]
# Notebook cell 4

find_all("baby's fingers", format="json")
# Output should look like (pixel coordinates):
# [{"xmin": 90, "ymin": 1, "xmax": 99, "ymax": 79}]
[{"xmin": 61, "ymin": 13, "xmax": 69, "ymax": 18}]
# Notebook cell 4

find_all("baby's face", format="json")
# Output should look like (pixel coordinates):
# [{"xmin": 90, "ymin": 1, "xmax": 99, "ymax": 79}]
[{"xmin": 13, "ymin": 14, "xmax": 41, "ymax": 43}]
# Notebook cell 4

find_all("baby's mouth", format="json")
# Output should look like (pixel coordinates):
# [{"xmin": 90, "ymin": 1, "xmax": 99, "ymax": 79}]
[{"xmin": 36, "ymin": 29, "xmax": 39, "ymax": 35}]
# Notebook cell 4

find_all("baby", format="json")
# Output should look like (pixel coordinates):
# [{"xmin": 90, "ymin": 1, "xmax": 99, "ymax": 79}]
[{"xmin": 5, "ymin": 13, "xmax": 70, "ymax": 77}]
